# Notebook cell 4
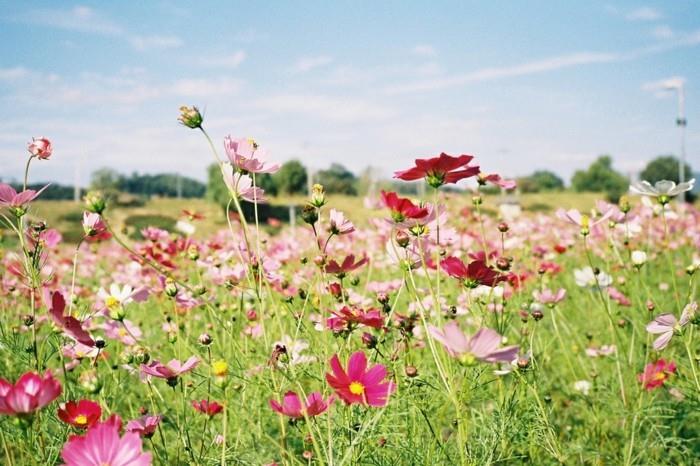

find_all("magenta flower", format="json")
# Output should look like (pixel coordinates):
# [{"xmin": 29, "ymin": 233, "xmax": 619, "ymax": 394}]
[
  {"xmin": 646, "ymin": 303, "xmax": 695, "ymax": 350},
  {"xmin": 82, "ymin": 212, "xmax": 107, "ymax": 237},
  {"xmin": 224, "ymin": 136, "xmax": 280, "ymax": 174},
  {"xmin": 638, "ymin": 359, "xmax": 676, "ymax": 391},
  {"xmin": 0, "ymin": 183, "xmax": 48, "ymax": 210},
  {"xmin": 61, "ymin": 415, "xmax": 152, "ymax": 466},
  {"xmin": 221, "ymin": 162, "xmax": 266, "ymax": 203},
  {"xmin": 140, "ymin": 356, "xmax": 199, "ymax": 383},
  {"xmin": 45, "ymin": 289, "xmax": 95, "ymax": 347},
  {"xmin": 325, "ymin": 351, "xmax": 395, "ymax": 407},
  {"xmin": 326, "ymin": 306, "xmax": 384, "ymax": 332},
  {"xmin": 429, "ymin": 321, "xmax": 519, "ymax": 364},
  {"xmin": 269, "ymin": 391, "xmax": 334, "ymax": 419},
  {"xmin": 0, "ymin": 371, "xmax": 62, "ymax": 416},
  {"xmin": 394, "ymin": 153, "xmax": 480, "ymax": 188},
  {"xmin": 125, "ymin": 415, "xmax": 162, "ymax": 438},
  {"xmin": 28, "ymin": 137, "xmax": 53, "ymax": 160}
]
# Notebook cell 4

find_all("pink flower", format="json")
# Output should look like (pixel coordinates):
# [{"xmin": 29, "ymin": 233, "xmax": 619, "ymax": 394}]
[
  {"xmin": 140, "ymin": 356, "xmax": 199, "ymax": 383},
  {"xmin": 269, "ymin": 391, "xmax": 333, "ymax": 419},
  {"xmin": 327, "ymin": 306, "xmax": 384, "ymax": 332},
  {"xmin": 533, "ymin": 288, "xmax": 566, "ymax": 305},
  {"xmin": 28, "ymin": 137, "xmax": 53, "ymax": 160},
  {"xmin": 324, "ymin": 254, "xmax": 368, "ymax": 275},
  {"xmin": 608, "ymin": 287, "xmax": 631, "ymax": 306},
  {"xmin": 82, "ymin": 212, "xmax": 107, "ymax": 237},
  {"xmin": 428, "ymin": 321, "xmax": 519, "ymax": 364},
  {"xmin": 325, "ymin": 351, "xmax": 395, "ymax": 407},
  {"xmin": 646, "ymin": 303, "xmax": 695, "ymax": 350},
  {"xmin": 327, "ymin": 209, "xmax": 354, "ymax": 235},
  {"xmin": 61, "ymin": 415, "xmax": 152, "ymax": 466},
  {"xmin": 224, "ymin": 136, "xmax": 280, "ymax": 174},
  {"xmin": 477, "ymin": 173, "xmax": 516, "ymax": 190},
  {"xmin": 45, "ymin": 289, "xmax": 95, "ymax": 347},
  {"xmin": 638, "ymin": 359, "xmax": 676, "ymax": 391},
  {"xmin": 125, "ymin": 415, "xmax": 162, "ymax": 438},
  {"xmin": 441, "ymin": 256, "xmax": 505, "ymax": 287},
  {"xmin": 57, "ymin": 399, "xmax": 102, "ymax": 429},
  {"xmin": 0, "ymin": 183, "xmax": 49, "ymax": 210},
  {"xmin": 0, "ymin": 371, "xmax": 62, "ymax": 416},
  {"xmin": 191, "ymin": 399, "xmax": 224, "ymax": 417},
  {"xmin": 556, "ymin": 208, "xmax": 613, "ymax": 229},
  {"xmin": 221, "ymin": 162, "xmax": 266, "ymax": 203}
]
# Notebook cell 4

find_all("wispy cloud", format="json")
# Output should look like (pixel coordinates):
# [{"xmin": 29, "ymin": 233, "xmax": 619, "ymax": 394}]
[
  {"xmin": 200, "ymin": 51, "xmax": 247, "ymax": 68},
  {"xmin": 385, "ymin": 52, "xmax": 618, "ymax": 94},
  {"xmin": 651, "ymin": 25, "xmax": 674, "ymax": 40},
  {"xmin": 625, "ymin": 7, "xmax": 662, "ymax": 21},
  {"xmin": 129, "ymin": 35, "xmax": 183, "ymax": 51},
  {"xmin": 290, "ymin": 56, "xmax": 334, "ymax": 73},
  {"xmin": 254, "ymin": 93, "xmax": 394, "ymax": 122},
  {"xmin": 0, "ymin": 66, "xmax": 31, "ymax": 81},
  {"xmin": 412, "ymin": 44, "xmax": 436, "ymax": 57},
  {"xmin": 642, "ymin": 76, "xmax": 685, "ymax": 98}
]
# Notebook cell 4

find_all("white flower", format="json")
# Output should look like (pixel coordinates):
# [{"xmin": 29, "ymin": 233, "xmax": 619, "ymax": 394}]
[
  {"xmin": 631, "ymin": 250, "xmax": 647, "ymax": 266},
  {"xmin": 175, "ymin": 220, "xmax": 196, "ymax": 236},
  {"xmin": 98, "ymin": 283, "xmax": 135, "ymax": 310},
  {"xmin": 574, "ymin": 267, "xmax": 612, "ymax": 289},
  {"xmin": 273, "ymin": 336, "xmax": 316, "ymax": 366},
  {"xmin": 630, "ymin": 179, "xmax": 695, "ymax": 198},
  {"xmin": 573, "ymin": 380, "xmax": 592, "ymax": 395}
]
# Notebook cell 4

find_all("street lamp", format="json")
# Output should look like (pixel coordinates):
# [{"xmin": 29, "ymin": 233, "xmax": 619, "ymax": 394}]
[{"xmin": 663, "ymin": 78, "xmax": 687, "ymax": 202}]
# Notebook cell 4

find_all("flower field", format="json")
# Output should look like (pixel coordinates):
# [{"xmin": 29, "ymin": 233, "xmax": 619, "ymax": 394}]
[{"xmin": 0, "ymin": 114, "xmax": 698, "ymax": 465}]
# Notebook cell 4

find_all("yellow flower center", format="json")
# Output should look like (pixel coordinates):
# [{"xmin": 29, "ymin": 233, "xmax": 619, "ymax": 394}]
[
  {"xmin": 105, "ymin": 296, "xmax": 120, "ymax": 310},
  {"xmin": 212, "ymin": 360, "xmax": 228, "ymax": 377},
  {"xmin": 653, "ymin": 372, "xmax": 667, "ymax": 381},
  {"xmin": 349, "ymin": 381, "xmax": 365, "ymax": 395},
  {"xmin": 74, "ymin": 414, "xmax": 88, "ymax": 426}
]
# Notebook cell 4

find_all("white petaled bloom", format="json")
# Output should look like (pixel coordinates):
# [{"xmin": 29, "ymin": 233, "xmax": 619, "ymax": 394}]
[
  {"xmin": 631, "ymin": 250, "xmax": 647, "ymax": 267},
  {"xmin": 220, "ymin": 162, "xmax": 266, "ymax": 203},
  {"xmin": 630, "ymin": 179, "xmax": 695, "ymax": 200},
  {"xmin": 98, "ymin": 284, "xmax": 135, "ymax": 311},
  {"xmin": 175, "ymin": 220, "xmax": 196, "ymax": 236},
  {"xmin": 573, "ymin": 380, "xmax": 592, "ymax": 395},
  {"xmin": 574, "ymin": 267, "xmax": 612, "ymax": 289},
  {"xmin": 273, "ymin": 336, "xmax": 316, "ymax": 366}
]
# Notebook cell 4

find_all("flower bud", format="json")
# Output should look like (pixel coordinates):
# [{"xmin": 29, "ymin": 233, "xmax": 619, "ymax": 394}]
[
  {"xmin": 496, "ymin": 257, "xmax": 510, "ymax": 271},
  {"xmin": 187, "ymin": 245, "xmax": 200, "ymax": 261},
  {"xmin": 396, "ymin": 230, "xmax": 410, "ymax": 248},
  {"xmin": 198, "ymin": 333, "xmax": 213, "ymax": 346},
  {"xmin": 310, "ymin": 184, "xmax": 326, "ymax": 208},
  {"xmin": 178, "ymin": 105, "xmax": 203, "ymax": 129},
  {"xmin": 630, "ymin": 250, "xmax": 647, "ymax": 268},
  {"xmin": 84, "ymin": 190, "xmax": 107, "ymax": 214},
  {"xmin": 497, "ymin": 222, "xmax": 509, "ymax": 233},
  {"xmin": 164, "ymin": 279, "xmax": 178, "ymax": 297},
  {"xmin": 531, "ymin": 309, "xmax": 544, "ymax": 321},
  {"xmin": 362, "ymin": 332, "xmax": 377, "ymax": 349},
  {"xmin": 405, "ymin": 365, "xmax": 418, "ymax": 378},
  {"xmin": 619, "ymin": 196, "xmax": 631, "ymax": 214},
  {"xmin": 328, "ymin": 282, "xmax": 342, "ymax": 298},
  {"xmin": 301, "ymin": 205, "xmax": 319, "ymax": 225},
  {"xmin": 28, "ymin": 137, "xmax": 53, "ymax": 159}
]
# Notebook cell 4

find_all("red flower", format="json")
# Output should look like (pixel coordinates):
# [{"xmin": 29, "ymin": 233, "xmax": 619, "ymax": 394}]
[
  {"xmin": 325, "ymin": 351, "xmax": 395, "ymax": 407},
  {"xmin": 638, "ymin": 359, "xmax": 676, "ymax": 391},
  {"xmin": 191, "ymin": 400, "xmax": 224, "ymax": 417},
  {"xmin": 45, "ymin": 289, "xmax": 95, "ymax": 347},
  {"xmin": 440, "ymin": 256, "xmax": 505, "ymax": 287},
  {"xmin": 327, "ymin": 306, "xmax": 384, "ymax": 332},
  {"xmin": 324, "ymin": 254, "xmax": 369, "ymax": 276},
  {"xmin": 57, "ymin": 400, "xmax": 102, "ymax": 429},
  {"xmin": 269, "ymin": 391, "xmax": 333, "ymax": 419},
  {"xmin": 380, "ymin": 191, "xmax": 429, "ymax": 222},
  {"xmin": 0, "ymin": 371, "xmax": 61, "ymax": 416},
  {"xmin": 394, "ymin": 153, "xmax": 479, "ymax": 188}
]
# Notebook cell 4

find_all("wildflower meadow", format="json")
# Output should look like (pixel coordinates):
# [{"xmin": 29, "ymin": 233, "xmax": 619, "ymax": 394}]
[{"xmin": 1, "ymin": 109, "xmax": 699, "ymax": 466}]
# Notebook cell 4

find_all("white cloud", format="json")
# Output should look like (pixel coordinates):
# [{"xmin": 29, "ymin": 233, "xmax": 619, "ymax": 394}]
[
  {"xmin": 641, "ymin": 76, "xmax": 685, "ymax": 98},
  {"xmin": 200, "ymin": 51, "xmax": 247, "ymax": 68},
  {"xmin": 290, "ymin": 56, "xmax": 334, "ymax": 73},
  {"xmin": 385, "ymin": 52, "xmax": 618, "ymax": 94},
  {"xmin": 651, "ymin": 25, "xmax": 674, "ymax": 40},
  {"xmin": 0, "ymin": 66, "xmax": 30, "ymax": 80},
  {"xmin": 625, "ymin": 7, "xmax": 661, "ymax": 21},
  {"xmin": 170, "ymin": 78, "xmax": 243, "ymax": 97},
  {"xmin": 254, "ymin": 93, "xmax": 394, "ymax": 122},
  {"xmin": 129, "ymin": 35, "xmax": 183, "ymax": 51},
  {"xmin": 412, "ymin": 44, "xmax": 436, "ymax": 57}
]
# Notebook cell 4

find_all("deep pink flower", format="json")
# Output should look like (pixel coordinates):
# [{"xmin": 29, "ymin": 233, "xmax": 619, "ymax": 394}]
[
  {"xmin": 224, "ymin": 136, "xmax": 280, "ymax": 174},
  {"xmin": 191, "ymin": 399, "xmax": 224, "ymax": 417},
  {"xmin": 140, "ymin": 356, "xmax": 199, "ymax": 383},
  {"xmin": 428, "ymin": 321, "xmax": 519, "ymax": 364},
  {"xmin": 638, "ymin": 359, "xmax": 677, "ymax": 391},
  {"xmin": 381, "ymin": 191, "xmax": 429, "ymax": 223},
  {"xmin": 441, "ymin": 256, "xmax": 505, "ymax": 287},
  {"xmin": 269, "ymin": 391, "xmax": 333, "ymax": 419},
  {"xmin": 327, "ymin": 306, "xmax": 384, "ymax": 332},
  {"xmin": 0, "ymin": 183, "xmax": 49, "ymax": 210},
  {"xmin": 0, "ymin": 371, "xmax": 62, "ymax": 416},
  {"xmin": 28, "ymin": 137, "xmax": 53, "ymax": 160},
  {"xmin": 394, "ymin": 153, "xmax": 480, "ymax": 188},
  {"xmin": 325, "ymin": 351, "xmax": 395, "ymax": 407},
  {"xmin": 125, "ymin": 415, "xmax": 162, "ymax": 438},
  {"xmin": 324, "ymin": 254, "xmax": 368, "ymax": 275},
  {"xmin": 82, "ymin": 212, "xmax": 107, "ymax": 237},
  {"xmin": 61, "ymin": 415, "xmax": 152, "ymax": 466},
  {"xmin": 45, "ymin": 289, "xmax": 95, "ymax": 347},
  {"xmin": 57, "ymin": 400, "xmax": 102, "ymax": 429}
]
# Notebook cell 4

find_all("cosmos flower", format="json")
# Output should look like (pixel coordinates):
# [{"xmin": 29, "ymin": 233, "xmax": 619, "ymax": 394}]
[
  {"xmin": 324, "ymin": 254, "xmax": 368, "ymax": 275},
  {"xmin": 45, "ymin": 289, "xmax": 95, "ymax": 347},
  {"xmin": 533, "ymin": 288, "xmax": 567, "ymax": 306},
  {"xmin": 60, "ymin": 415, "xmax": 152, "ymax": 466},
  {"xmin": 28, "ymin": 137, "xmax": 53, "ymax": 159},
  {"xmin": 477, "ymin": 172, "xmax": 516, "ymax": 190},
  {"xmin": 441, "ymin": 256, "xmax": 505, "ymax": 287},
  {"xmin": 380, "ymin": 191, "xmax": 430, "ymax": 223},
  {"xmin": 646, "ymin": 302, "xmax": 696, "ymax": 350},
  {"xmin": 630, "ymin": 179, "xmax": 695, "ymax": 200},
  {"xmin": 327, "ymin": 306, "xmax": 384, "ymax": 332},
  {"xmin": 97, "ymin": 284, "xmax": 149, "ymax": 315},
  {"xmin": 638, "ymin": 359, "xmax": 677, "ymax": 391},
  {"xmin": 271, "ymin": 336, "xmax": 316, "ymax": 366},
  {"xmin": 574, "ymin": 267, "xmax": 612, "ymax": 289},
  {"xmin": 325, "ymin": 351, "xmax": 395, "ymax": 407},
  {"xmin": 125, "ymin": 415, "xmax": 162, "ymax": 438},
  {"xmin": 327, "ymin": 209, "xmax": 355, "ymax": 235},
  {"xmin": 0, "ymin": 371, "xmax": 62, "ymax": 416},
  {"xmin": 0, "ymin": 183, "xmax": 49, "ymax": 211},
  {"xmin": 556, "ymin": 208, "xmax": 613, "ymax": 231},
  {"xmin": 82, "ymin": 212, "xmax": 108, "ymax": 237},
  {"xmin": 140, "ymin": 356, "xmax": 199, "ymax": 383},
  {"xmin": 57, "ymin": 400, "xmax": 102, "ymax": 429},
  {"xmin": 191, "ymin": 400, "xmax": 224, "ymax": 417},
  {"xmin": 224, "ymin": 136, "xmax": 280, "ymax": 174},
  {"xmin": 394, "ymin": 153, "xmax": 480, "ymax": 188},
  {"xmin": 221, "ymin": 162, "xmax": 266, "ymax": 203},
  {"xmin": 428, "ymin": 321, "xmax": 519, "ymax": 364},
  {"xmin": 269, "ymin": 391, "xmax": 334, "ymax": 419}
]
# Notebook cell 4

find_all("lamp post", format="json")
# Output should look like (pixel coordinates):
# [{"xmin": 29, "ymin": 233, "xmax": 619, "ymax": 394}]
[{"xmin": 664, "ymin": 79, "xmax": 687, "ymax": 202}]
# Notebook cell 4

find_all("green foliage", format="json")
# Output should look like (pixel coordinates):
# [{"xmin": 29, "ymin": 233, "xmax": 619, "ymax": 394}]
[
  {"xmin": 316, "ymin": 163, "xmax": 358, "ymax": 195},
  {"xmin": 123, "ymin": 214, "xmax": 177, "ymax": 239},
  {"xmin": 571, "ymin": 155, "xmax": 628, "ymax": 202},
  {"xmin": 273, "ymin": 160, "xmax": 308, "ymax": 195},
  {"xmin": 518, "ymin": 170, "xmax": 564, "ymax": 193},
  {"xmin": 640, "ymin": 155, "xmax": 692, "ymax": 185},
  {"xmin": 90, "ymin": 168, "xmax": 206, "ymax": 198}
]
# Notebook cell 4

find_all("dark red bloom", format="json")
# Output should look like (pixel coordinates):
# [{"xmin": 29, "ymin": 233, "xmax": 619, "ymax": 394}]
[
  {"xmin": 638, "ymin": 359, "xmax": 676, "ymax": 391},
  {"xmin": 324, "ymin": 254, "xmax": 369, "ymax": 276},
  {"xmin": 394, "ymin": 153, "xmax": 479, "ymax": 188},
  {"xmin": 45, "ymin": 289, "xmax": 95, "ymax": 347},
  {"xmin": 191, "ymin": 399, "xmax": 224, "ymax": 416},
  {"xmin": 57, "ymin": 399, "xmax": 102, "ymax": 429},
  {"xmin": 327, "ymin": 306, "xmax": 384, "ymax": 332},
  {"xmin": 440, "ymin": 256, "xmax": 505, "ymax": 287},
  {"xmin": 380, "ymin": 191, "xmax": 429, "ymax": 223}
]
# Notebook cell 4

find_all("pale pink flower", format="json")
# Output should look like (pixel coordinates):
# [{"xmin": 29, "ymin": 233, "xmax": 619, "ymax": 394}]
[
  {"xmin": 533, "ymin": 288, "xmax": 566, "ymax": 305},
  {"xmin": 428, "ymin": 321, "xmax": 519, "ymax": 364},
  {"xmin": 28, "ymin": 137, "xmax": 53, "ymax": 160},
  {"xmin": 646, "ymin": 303, "xmax": 696, "ymax": 350},
  {"xmin": 220, "ymin": 162, "xmax": 266, "ymax": 203},
  {"xmin": 140, "ymin": 356, "xmax": 199, "ymax": 381},
  {"xmin": 328, "ymin": 209, "xmax": 355, "ymax": 235},
  {"xmin": 224, "ymin": 136, "xmax": 280, "ymax": 174},
  {"xmin": 0, "ymin": 183, "xmax": 49, "ymax": 210}
]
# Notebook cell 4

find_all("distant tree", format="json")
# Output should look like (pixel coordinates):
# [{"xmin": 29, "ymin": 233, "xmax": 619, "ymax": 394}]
[
  {"xmin": 571, "ymin": 155, "xmax": 628, "ymax": 202},
  {"xmin": 118, "ymin": 173, "xmax": 206, "ymax": 198},
  {"xmin": 273, "ymin": 160, "xmax": 307, "ymax": 195},
  {"xmin": 640, "ymin": 156, "xmax": 692, "ymax": 185},
  {"xmin": 518, "ymin": 170, "xmax": 564, "ymax": 193},
  {"xmin": 316, "ymin": 163, "xmax": 357, "ymax": 195},
  {"xmin": 206, "ymin": 163, "xmax": 229, "ymax": 208},
  {"xmin": 90, "ymin": 168, "xmax": 122, "ymax": 191}
]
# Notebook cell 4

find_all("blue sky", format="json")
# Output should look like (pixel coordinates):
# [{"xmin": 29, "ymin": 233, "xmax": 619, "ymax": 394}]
[{"xmin": 1, "ymin": 1, "xmax": 698, "ymax": 186}]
